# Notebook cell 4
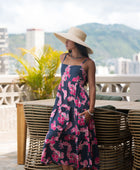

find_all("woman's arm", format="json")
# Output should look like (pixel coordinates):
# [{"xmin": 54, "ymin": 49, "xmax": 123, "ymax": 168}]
[
  {"xmin": 88, "ymin": 60, "xmax": 96, "ymax": 113},
  {"xmin": 80, "ymin": 59, "xmax": 96, "ymax": 123}
]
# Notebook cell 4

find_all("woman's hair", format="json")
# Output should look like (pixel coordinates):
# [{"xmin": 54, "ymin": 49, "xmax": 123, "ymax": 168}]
[{"xmin": 75, "ymin": 43, "xmax": 89, "ymax": 58}]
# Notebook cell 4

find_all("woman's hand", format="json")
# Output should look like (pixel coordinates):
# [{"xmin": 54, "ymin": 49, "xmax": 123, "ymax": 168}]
[{"xmin": 80, "ymin": 110, "xmax": 92, "ymax": 123}]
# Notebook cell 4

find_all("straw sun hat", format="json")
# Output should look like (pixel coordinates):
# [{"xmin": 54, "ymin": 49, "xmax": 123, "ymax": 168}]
[{"xmin": 54, "ymin": 27, "xmax": 93, "ymax": 54}]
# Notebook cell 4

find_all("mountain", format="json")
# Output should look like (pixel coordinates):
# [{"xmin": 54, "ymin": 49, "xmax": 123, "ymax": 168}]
[{"xmin": 8, "ymin": 23, "xmax": 140, "ymax": 65}]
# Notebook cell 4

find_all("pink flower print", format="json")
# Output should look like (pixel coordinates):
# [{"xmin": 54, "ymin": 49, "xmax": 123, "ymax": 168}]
[
  {"xmin": 64, "ymin": 135, "xmax": 71, "ymax": 141},
  {"xmin": 57, "ymin": 92, "xmax": 62, "ymax": 106},
  {"xmin": 78, "ymin": 103, "xmax": 81, "ymax": 107},
  {"xmin": 75, "ymin": 99, "xmax": 78, "ymax": 106},
  {"xmin": 71, "ymin": 153, "xmax": 78, "ymax": 164},
  {"xmin": 45, "ymin": 138, "xmax": 49, "ymax": 143},
  {"xmin": 89, "ymin": 158, "xmax": 92, "ymax": 165},
  {"xmin": 63, "ymin": 142, "xmax": 72, "ymax": 158},
  {"xmin": 69, "ymin": 155, "xmax": 75, "ymax": 164},
  {"xmin": 62, "ymin": 89, "xmax": 67, "ymax": 99},
  {"xmin": 71, "ymin": 135, "xmax": 75, "ymax": 140},
  {"xmin": 67, "ymin": 96, "xmax": 74, "ymax": 102},
  {"xmin": 88, "ymin": 122, "xmax": 94, "ymax": 130},
  {"xmin": 57, "ymin": 82, "xmax": 62, "ymax": 91},
  {"xmin": 74, "ymin": 108, "xmax": 78, "ymax": 116},
  {"xmin": 60, "ymin": 160, "xmax": 68, "ymax": 165},
  {"xmin": 72, "ymin": 76, "xmax": 80, "ymax": 82},
  {"xmin": 78, "ymin": 117, "xmax": 85, "ymax": 126},
  {"xmin": 83, "ymin": 160, "xmax": 88, "ymax": 166},
  {"xmin": 79, "ymin": 141, "xmax": 89, "ymax": 151},
  {"xmin": 49, "ymin": 138, "xmax": 55, "ymax": 145},
  {"xmin": 80, "ymin": 91, "xmax": 85, "ymax": 98},
  {"xmin": 59, "ymin": 143, "xmax": 64, "ymax": 149},
  {"xmin": 65, "ymin": 66, "xmax": 70, "ymax": 78},
  {"xmin": 81, "ymin": 94, "xmax": 87, "ymax": 105},
  {"xmin": 68, "ymin": 82, "xmax": 76, "ymax": 96},
  {"xmin": 61, "ymin": 104, "xmax": 70, "ymax": 110},
  {"xmin": 41, "ymin": 147, "xmax": 46, "ymax": 158},
  {"xmin": 50, "ymin": 109, "xmax": 56, "ymax": 118},
  {"xmin": 51, "ymin": 121, "xmax": 56, "ymax": 130},
  {"xmin": 67, "ymin": 143, "xmax": 72, "ymax": 153},
  {"xmin": 61, "ymin": 66, "xmax": 70, "ymax": 86},
  {"xmin": 71, "ymin": 126, "xmax": 80, "ymax": 135},
  {"xmin": 80, "ymin": 128, "xmax": 89, "ymax": 137},
  {"xmin": 57, "ymin": 125, "xmax": 63, "ymax": 131},
  {"xmin": 64, "ymin": 122, "xmax": 72, "ymax": 131},
  {"xmin": 60, "ymin": 152, "xmax": 64, "ymax": 159},
  {"xmin": 62, "ymin": 75, "xmax": 67, "ymax": 86},
  {"xmin": 80, "ymin": 80, "xmax": 84, "ymax": 86},
  {"xmin": 78, "ymin": 154, "xmax": 81, "ymax": 162},
  {"xmin": 92, "ymin": 137, "xmax": 97, "ymax": 145},
  {"xmin": 75, "ymin": 98, "xmax": 81, "ymax": 107},
  {"xmin": 58, "ymin": 115, "xmax": 65, "ymax": 125},
  {"xmin": 52, "ymin": 153, "xmax": 59, "ymax": 162},
  {"xmin": 95, "ymin": 157, "xmax": 99, "ymax": 165},
  {"xmin": 80, "ymin": 160, "xmax": 88, "ymax": 167}
]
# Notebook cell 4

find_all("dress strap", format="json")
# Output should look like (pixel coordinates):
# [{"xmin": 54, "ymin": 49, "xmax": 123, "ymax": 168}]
[
  {"xmin": 62, "ymin": 53, "xmax": 68, "ymax": 63},
  {"xmin": 81, "ymin": 58, "xmax": 88, "ymax": 65}
]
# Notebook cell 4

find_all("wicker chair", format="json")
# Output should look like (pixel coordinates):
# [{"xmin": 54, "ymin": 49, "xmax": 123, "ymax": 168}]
[
  {"xmin": 24, "ymin": 104, "xmax": 132, "ymax": 170},
  {"xmin": 24, "ymin": 104, "xmax": 62, "ymax": 170},
  {"xmin": 94, "ymin": 107, "xmax": 132, "ymax": 170},
  {"xmin": 128, "ymin": 110, "xmax": 140, "ymax": 170}
]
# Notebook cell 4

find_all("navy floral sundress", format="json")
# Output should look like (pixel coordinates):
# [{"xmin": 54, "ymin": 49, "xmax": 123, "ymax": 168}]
[{"xmin": 41, "ymin": 54, "xmax": 99, "ymax": 170}]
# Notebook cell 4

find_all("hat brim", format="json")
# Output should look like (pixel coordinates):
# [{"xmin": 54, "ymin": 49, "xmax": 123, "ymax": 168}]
[{"xmin": 54, "ymin": 32, "xmax": 93, "ymax": 54}]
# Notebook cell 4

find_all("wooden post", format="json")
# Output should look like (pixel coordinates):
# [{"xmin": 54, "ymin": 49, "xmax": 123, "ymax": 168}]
[{"xmin": 17, "ymin": 103, "xmax": 27, "ymax": 165}]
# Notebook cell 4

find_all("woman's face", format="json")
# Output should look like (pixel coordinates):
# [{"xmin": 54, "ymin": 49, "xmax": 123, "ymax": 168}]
[{"xmin": 65, "ymin": 40, "xmax": 75, "ymax": 51}]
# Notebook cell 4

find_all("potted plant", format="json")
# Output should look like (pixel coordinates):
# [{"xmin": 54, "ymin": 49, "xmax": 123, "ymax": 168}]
[{"xmin": 1, "ymin": 45, "xmax": 63, "ymax": 100}]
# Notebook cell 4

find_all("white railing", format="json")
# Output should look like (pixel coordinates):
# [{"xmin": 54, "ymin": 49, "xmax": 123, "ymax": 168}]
[
  {"xmin": 0, "ymin": 75, "xmax": 140, "ymax": 105},
  {"xmin": 0, "ymin": 75, "xmax": 29, "ymax": 105},
  {"xmin": 96, "ymin": 75, "xmax": 140, "ymax": 101}
]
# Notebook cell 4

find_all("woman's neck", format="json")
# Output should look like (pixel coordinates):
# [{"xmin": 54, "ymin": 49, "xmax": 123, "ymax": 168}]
[{"xmin": 70, "ymin": 48, "xmax": 82, "ymax": 59}]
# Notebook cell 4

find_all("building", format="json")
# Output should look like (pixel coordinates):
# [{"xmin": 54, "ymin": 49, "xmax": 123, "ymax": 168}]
[
  {"xmin": 115, "ymin": 55, "xmax": 140, "ymax": 74},
  {"xmin": 26, "ymin": 29, "xmax": 44, "ymax": 66},
  {"xmin": 133, "ymin": 52, "xmax": 140, "ymax": 62},
  {"xmin": 0, "ymin": 27, "xmax": 8, "ymax": 74},
  {"xmin": 96, "ymin": 65, "xmax": 109, "ymax": 75}
]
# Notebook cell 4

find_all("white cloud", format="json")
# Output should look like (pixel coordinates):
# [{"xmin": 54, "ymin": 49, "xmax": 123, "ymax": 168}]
[{"xmin": 0, "ymin": 0, "xmax": 140, "ymax": 33}]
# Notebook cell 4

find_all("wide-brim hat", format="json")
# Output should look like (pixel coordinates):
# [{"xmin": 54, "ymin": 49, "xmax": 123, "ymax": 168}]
[{"xmin": 54, "ymin": 27, "xmax": 93, "ymax": 54}]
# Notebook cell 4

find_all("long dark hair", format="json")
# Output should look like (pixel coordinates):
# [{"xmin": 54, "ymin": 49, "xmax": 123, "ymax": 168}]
[{"xmin": 75, "ymin": 43, "xmax": 89, "ymax": 58}]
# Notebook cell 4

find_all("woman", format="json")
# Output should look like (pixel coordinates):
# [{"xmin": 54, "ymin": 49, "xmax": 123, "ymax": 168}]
[{"xmin": 41, "ymin": 27, "xmax": 99, "ymax": 170}]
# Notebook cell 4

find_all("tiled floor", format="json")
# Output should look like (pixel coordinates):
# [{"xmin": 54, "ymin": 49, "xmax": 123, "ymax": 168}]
[
  {"xmin": 0, "ymin": 130, "xmax": 24, "ymax": 170},
  {"xmin": 0, "ymin": 152, "xmax": 24, "ymax": 170}
]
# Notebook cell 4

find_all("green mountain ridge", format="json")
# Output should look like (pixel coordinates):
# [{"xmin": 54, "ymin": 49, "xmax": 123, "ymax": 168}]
[{"xmin": 8, "ymin": 23, "xmax": 140, "ymax": 65}]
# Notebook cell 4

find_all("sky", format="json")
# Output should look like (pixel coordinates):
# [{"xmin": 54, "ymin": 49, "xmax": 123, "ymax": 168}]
[{"xmin": 0, "ymin": 0, "xmax": 140, "ymax": 33}]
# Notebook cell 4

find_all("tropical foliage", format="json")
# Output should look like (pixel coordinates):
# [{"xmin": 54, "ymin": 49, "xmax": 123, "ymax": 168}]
[{"xmin": 1, "ymin": 45, "xmax": 63, "ymax": 100}]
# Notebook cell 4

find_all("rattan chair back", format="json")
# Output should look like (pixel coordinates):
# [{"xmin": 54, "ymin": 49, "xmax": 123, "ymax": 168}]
[
  {"xmin": 128, "ymin": 110, "xmax": 140, "ymax": 169},
  {"xmin": 24, "ymin": 104, "xmax": 62, "ymax": 170},
  {"xmin": 94, "ymin": 107, "xmax": 132, "ymax": 170}
]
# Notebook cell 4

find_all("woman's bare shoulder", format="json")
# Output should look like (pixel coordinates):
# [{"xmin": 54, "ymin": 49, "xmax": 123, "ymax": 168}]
[
  {"xmin": 87, "ymin": 58, "xmax": 95, "ymax": 68},
  {"xmin": 60, "ymin": 53, "xmax": 67, "ymax": 62}
]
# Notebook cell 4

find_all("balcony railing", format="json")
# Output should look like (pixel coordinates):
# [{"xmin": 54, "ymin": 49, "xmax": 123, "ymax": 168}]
[
  {"xmin": 0, "ymin": 75, "xmax": 140, "ymax": 105},
  {"xmin": 96, "ymin": 75, "xmax": 140, "ymax": 101}
]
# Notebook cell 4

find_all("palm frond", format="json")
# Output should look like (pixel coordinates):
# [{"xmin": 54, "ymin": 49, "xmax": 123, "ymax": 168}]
[{"xmin": 1, "ymin": 45, "xmax": 63, "ymax": 100}]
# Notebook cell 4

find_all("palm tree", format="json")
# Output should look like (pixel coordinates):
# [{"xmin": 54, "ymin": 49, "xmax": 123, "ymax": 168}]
[{"xmin": 1, "ymin": 45, "xmax": 63, "ymax": 100}]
